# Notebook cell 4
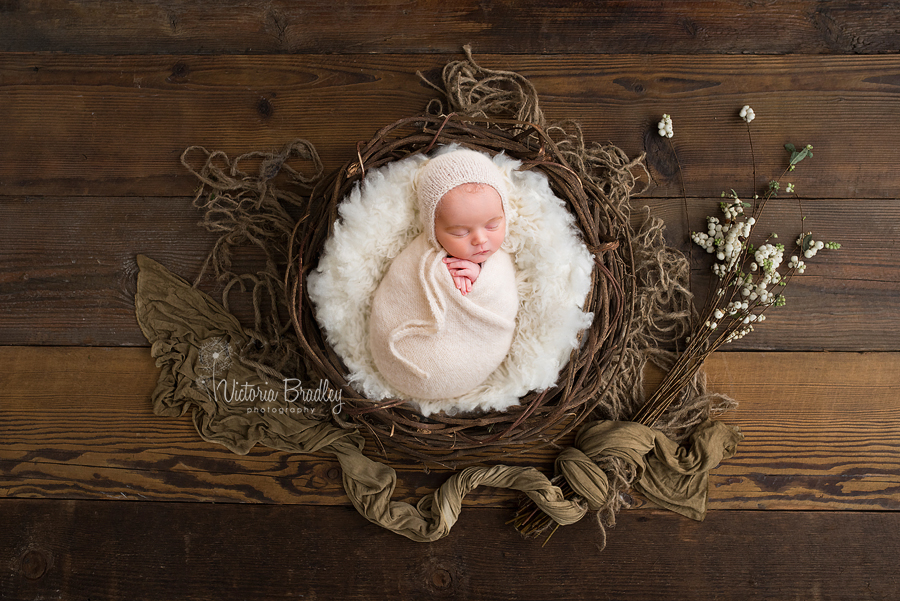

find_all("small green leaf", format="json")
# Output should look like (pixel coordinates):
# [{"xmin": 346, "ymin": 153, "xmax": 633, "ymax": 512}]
[
  {"xmin": 800, "ymin": 233, "xmax": 814, "ymax": 252},
  {"xmin": 791, "ymin": 148, "xmax": 811, "ymax": 165},
  {"xmin": 785, "ymin": 143, "xmax": 797, "ymax": 153}
]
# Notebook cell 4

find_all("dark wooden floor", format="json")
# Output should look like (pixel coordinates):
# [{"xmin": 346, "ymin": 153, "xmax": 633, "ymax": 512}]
[{"xmin": 2, "ymin": 2, "xmax": 900, "ymax": 599}]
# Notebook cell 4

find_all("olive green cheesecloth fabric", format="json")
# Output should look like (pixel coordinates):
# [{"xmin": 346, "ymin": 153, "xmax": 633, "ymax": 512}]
[{"xmin": 134, "ymin": 254, "xmax": 743, "ymax": 541}]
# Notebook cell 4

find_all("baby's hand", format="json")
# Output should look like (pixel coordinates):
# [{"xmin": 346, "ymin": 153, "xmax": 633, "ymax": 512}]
[{"xmin": 443, "ymin": 257, "xmax": 481, "ymax": 296}]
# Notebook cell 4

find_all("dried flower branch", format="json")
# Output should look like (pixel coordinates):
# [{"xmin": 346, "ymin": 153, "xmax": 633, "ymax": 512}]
[{"xmin": 632, "ymin": 109, "xmax": 838, "ymax": 425}]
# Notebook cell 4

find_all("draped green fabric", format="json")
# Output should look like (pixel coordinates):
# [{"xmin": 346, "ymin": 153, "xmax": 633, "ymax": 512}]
[
  {"xmin": 134, "ymin": 254, "xmax": 743, "ymax": 541},
  {"xmin": 557, "ymin": 419, "xmax": 742, "ymax": 520}
]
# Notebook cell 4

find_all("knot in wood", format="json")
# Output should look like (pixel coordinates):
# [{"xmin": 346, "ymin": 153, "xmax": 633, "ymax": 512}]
[
  {"xmin": 20, "ymin": 549, "xmax": 49, "ymax": 580},
  {"xmin": 430, "ymin": 568, "xmax": 452, "ymax": 590}
]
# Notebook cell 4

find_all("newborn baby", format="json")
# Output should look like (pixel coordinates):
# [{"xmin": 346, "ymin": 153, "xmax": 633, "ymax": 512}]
[{"xmin": 368, "ymin": 148, "xmax": 519, "ymax": 402}]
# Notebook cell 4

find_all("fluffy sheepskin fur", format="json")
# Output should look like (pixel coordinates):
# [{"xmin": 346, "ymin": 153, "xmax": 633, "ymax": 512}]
[{"xmin": 307, "ymin": 145, "xmax": 594, "ymax": 416}]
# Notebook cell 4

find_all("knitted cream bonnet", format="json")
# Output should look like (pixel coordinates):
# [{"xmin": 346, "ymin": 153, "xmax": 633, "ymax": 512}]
[{"xmin": 416, "ymin": 148, "xmax": 510, "ymax": 249}]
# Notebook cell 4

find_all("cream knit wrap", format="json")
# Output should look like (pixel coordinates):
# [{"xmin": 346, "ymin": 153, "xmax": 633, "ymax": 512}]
[{"xmin": 368, "ymin": 149, "xmax": 519, "ymax": 402}]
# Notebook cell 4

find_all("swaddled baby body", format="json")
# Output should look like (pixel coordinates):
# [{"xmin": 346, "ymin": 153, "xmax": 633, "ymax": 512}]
[{"xmin": 368, "ymin": 149, "xmax": 519, "ymax": 402}]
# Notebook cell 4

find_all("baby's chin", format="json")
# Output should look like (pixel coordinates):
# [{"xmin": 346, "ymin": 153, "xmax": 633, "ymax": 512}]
[{"xmin": 470, "ymin": 249, "xmax": 497, "ymax": 263}]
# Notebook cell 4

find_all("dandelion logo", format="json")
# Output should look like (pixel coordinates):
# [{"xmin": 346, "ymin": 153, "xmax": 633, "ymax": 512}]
[{"xmin": 196, "ymin": 337, "xmax": 232, "ymax": 403}]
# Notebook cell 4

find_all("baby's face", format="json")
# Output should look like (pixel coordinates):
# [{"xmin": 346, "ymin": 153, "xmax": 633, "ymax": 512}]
[{"xmin": 434, "ymin": 183, "xmax": 505, "ymax": 263}]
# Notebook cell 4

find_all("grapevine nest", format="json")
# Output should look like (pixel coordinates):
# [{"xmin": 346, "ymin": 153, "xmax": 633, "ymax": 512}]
[
  {"xmin": 288, "ymin": 111, "xmax": 652, "ymax": 465},
  {"xmin": 184, "ymin": 49, "xmax": 701, "ymax": 468}
]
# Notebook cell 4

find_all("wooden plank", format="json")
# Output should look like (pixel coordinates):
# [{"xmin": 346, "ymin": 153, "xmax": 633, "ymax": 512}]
[
  {"xmin": 0, "ymin": 196, "xmax": 239, "ymax": 346},
  {"xmin": 2, "ymin": 0, "xmax": 899, "ymax": 55},
  {"xmin": 2, "ymin": 499, "xmax": 898, "ymax": 600},
  {"xmin": 0, "ymin": 194, "xmax": 300, "ymax": 347},
  {"xmin": 1, "ymin": 193, "xmax": 891, "ymax": 350},
  {"xmin": 637, "ymin": 195, "xmax": 891, "ymax": 352},
  {"xmin": 2, "ymin": 347, "xmax": 898, "ymax": 511},
  {"xmin": 2, "ymin": 54, "xmax": 900, "ymax": 199},
  {"xmin": 705, "ymin": 351, "xmax": 900, "ymax": 511}
]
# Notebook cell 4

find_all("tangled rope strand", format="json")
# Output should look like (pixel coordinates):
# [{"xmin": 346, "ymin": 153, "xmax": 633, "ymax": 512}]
[
  {"xmin": 180, "ymin": 139, "xmax": 325, "ymax": 384},
  {"xmin": 419, "ymin": 45, "xmax": 544, "ymax": 127}
]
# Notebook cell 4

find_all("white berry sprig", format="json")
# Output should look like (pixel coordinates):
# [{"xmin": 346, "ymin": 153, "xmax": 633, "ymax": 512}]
[
  {"xmin": 634, "ymin": 104, "xmax": 841, "ymax": 426},
  {"xmin": 740, "ymin": 105, "xmax": 756, "ymax": 123},
  {"xmin": 658, "ymin": 114, "xmax": 674, "ymax": 138}
]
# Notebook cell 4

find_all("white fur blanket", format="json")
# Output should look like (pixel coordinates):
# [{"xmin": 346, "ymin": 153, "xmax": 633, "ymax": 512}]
[
  {"xmin": 368, "ymin": 233, "xmax": 518, "ymax": 400},
  {"xmin": 307, "ymin": 145, "xmax": 594, "ymax": 416}
]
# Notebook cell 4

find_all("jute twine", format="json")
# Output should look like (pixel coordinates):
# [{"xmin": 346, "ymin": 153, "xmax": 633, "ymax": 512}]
[{"xmin": 180, "ymin": 47, "xmax": 733, "ymax": 472}]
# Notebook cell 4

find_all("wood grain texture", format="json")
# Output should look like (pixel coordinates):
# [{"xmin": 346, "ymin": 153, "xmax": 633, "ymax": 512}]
[
  {"xmin": 0, "ymin": 196, "xmax": 223, "ymax": 346},
  {"xmin": 1, "ymin": 194, "xmax": 892, "ymax": 350},
  {"xmin": 640, "ymin": 195, "xmax": 899, "ymax": 352},
  {"xmin": 2, "ymin": 0, "xmax": 899, "ymax": 55},
  {"xmin": 3, "ymin": 499, "xmax": 899, "ymax": 600},
  {"xmin": 2, "ymin": 4, "xmax": 897, "ymax": 599},
  {"xmin": 705, "ymin": 351, "xmax": 900, "ymax": 511},
  {"xmin": 2, "ymin": 347, "xmax": 898, "ymax": 512},
  {"xmin": 2, "ymin": 54, "xmax": 900, "ymax": 199}
]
